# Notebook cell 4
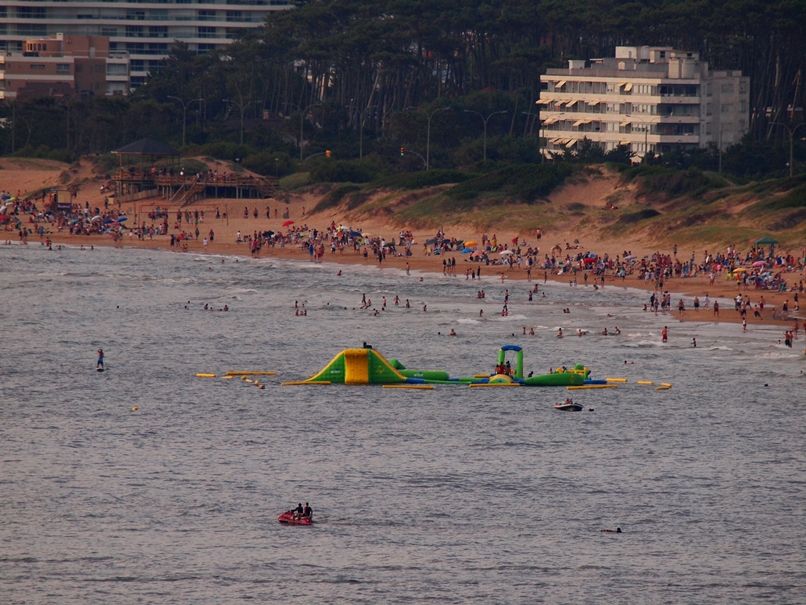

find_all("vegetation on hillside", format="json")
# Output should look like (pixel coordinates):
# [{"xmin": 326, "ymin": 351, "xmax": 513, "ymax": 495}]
[{"xmin": 0, "ymin": 0, "xmax": 802, "ymax": 186}]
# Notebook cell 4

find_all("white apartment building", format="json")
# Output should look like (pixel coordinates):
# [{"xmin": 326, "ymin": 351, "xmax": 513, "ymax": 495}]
[
  {"xmin": 538, "ymin": 46, "xmax": 749, "ymax": 159},
  {"xmin": 0, "ymin": 1, "xmax": 294, "ymax": 87}
]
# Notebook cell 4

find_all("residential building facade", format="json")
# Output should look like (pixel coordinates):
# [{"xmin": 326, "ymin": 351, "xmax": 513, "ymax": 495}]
[
  {"xmin": 538, "ymin": 46, "xmax": 749, "ymax": 159},
  {"xmin": 0, "ymin": 33, "xmax": 129, "ymax": 100},
  {"xmin": 0, "ymin": 1, "xmax": 294, "ymax": 87}
]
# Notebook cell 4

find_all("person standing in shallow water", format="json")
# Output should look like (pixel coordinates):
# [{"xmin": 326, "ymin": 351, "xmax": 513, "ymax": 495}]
[{"xmin": 96, "ymin": 348, "xmax": 104, "ymax": 370}]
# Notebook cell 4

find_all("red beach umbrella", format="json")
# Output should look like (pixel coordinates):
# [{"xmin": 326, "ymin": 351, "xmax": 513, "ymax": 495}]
[{"xmin": 282, "ymin": 220, "xmax": 294, "ymax": 227}]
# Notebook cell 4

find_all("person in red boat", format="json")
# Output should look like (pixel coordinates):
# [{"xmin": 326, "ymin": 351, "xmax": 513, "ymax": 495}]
[{"xmin": 302, "ymin": 502, "xmax": 313, "ymax": 520}]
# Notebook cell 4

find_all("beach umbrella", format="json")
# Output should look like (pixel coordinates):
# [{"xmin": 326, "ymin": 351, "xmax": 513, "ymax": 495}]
[
  {"xmin": 91, "ymin": 215, "xmax": 102, "ymax": 222},
  {"xmin": 751, "ymin": 260, "xmax": 766, "ymax": 267},
  {"xmin": 461, "ymin": 247, "xmax": 474, "ymax": 254},
  {"xmin": 732, "ymin": 267, "xmax": 747, "ymax": 273},
  {"xmin": 282, "ymin": 220, "xmax": 294, "ymax": 227},
  {"xmin": 116, "ymin": 216, "xmax": 128, "ymax": 222},
  {"xmin": 499, "ymin": 250, "xmax": 514, "ymax": 256},
  {"xmin": 349, "ymin": 230, "xmax": 361, "ymax": 237},
  {"xmin": 465, "ymin": 240, "xmax": 477, "ymax": 247}
]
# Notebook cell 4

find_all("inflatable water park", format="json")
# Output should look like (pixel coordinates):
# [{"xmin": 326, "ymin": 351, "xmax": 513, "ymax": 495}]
[
  {"xmin": 195, "ymin": 344, "xmax": 672, "ymax": 391},
  {"xmin": 283, "ymin": 344, "xmax": 607, "ymax": 388}
]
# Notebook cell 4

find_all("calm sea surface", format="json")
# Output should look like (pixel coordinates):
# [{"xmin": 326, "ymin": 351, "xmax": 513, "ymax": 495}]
[{"xmin": 1, "ymin": 244, "xmax": 804, "ymax": 603}]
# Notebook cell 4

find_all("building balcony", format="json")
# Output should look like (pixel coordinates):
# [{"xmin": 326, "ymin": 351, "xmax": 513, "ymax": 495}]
[{"xmin": 542, "ymin": 127, "xmax": 701, "ymax": 147}]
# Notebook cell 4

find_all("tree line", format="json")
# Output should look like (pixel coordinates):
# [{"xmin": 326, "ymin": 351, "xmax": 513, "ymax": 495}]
[{"xmin": 0, "ymin": 0, "xmax": 803, "ymax": 179}]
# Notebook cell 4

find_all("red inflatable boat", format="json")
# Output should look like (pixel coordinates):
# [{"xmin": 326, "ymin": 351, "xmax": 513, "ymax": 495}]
[{"xmin": 278, "ymin": 511, "xmax": 313, "ymax": 525}]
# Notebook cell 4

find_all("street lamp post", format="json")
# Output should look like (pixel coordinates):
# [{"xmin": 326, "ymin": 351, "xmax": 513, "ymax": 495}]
[
  {"xmin": 463, "ymin": 109, "xmax": 508, "ymax": 162},
  {"xmin": 299, "ymin": 102, "xmax": 323, "ymax": 161},
  {"xmin": 769, "ymin": 120, "xmax": 806, "ymax": 178},
  {"xmin": 167, "ymin": 96, "xmax": 204, "ymax": 147},
  {"xmin": 224, "ymin": 98, "xmax": 260, "ymax": 146}
]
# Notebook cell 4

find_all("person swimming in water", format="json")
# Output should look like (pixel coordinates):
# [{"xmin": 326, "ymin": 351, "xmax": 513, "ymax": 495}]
[{"xmin": 601, "ymin": 527, "xmax": 622, "ymax": 533}]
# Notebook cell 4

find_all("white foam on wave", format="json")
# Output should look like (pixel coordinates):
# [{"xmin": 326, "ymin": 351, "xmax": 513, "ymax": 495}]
[
  {"xmin": 490, "ymin": 314, "xmax": 528, "ymax": 321},
  {"xmin": 457, "ymin": 318, "xmax": 480, "ymax": 325},
  {"xmin": 756, "ymin": 350, "xmax": 803, "ymax": 360}
]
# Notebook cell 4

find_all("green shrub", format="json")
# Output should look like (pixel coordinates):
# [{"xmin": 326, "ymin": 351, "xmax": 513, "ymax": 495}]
[
  {"xmin": 616, "ymin": 208, "xmax": 661, "ymax": 225},
  {"xmin": 12, "ymin": 145, "xmax": 74, "ymax": 163},
  {"xmin": 763, "ymin": 183, "xmax": 806, "ymax": 210},
  {"xmin": 623, "ymin": 166, "xmax": 728, "ymax": 198},
  {"xmin": 312, "ymin": 184, "xmax": 362, "ymax": 212},
  {"xmin": 447, "ymin": 163, "xmax": 572, "ymax": 203},
  {"xmin": 279, "ymin": 172, "xmax": 312, "ymax": 190},
  {"xmin": 310, "ymin": 160, "xmax": 378, "ymax": 183},
  {"xmin": 372, "ymin": 169, "xmax": 472, "ymax": 189},
  {"xmin": 242, "ymin": 151, "xmax": 294, "ymax": 177}
]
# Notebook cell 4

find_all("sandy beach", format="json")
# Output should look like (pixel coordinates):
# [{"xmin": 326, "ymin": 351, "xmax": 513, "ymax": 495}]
[{"xmin": 9, "ymin": 192, "xmax": 804, "ymax": 336}]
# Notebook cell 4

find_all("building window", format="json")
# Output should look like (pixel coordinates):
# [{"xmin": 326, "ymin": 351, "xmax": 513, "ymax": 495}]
[
  {"xmin": 198, "ymin": 27, "xmax": 217, "ymax": 39},
  {"xmin": 198, "ymin": 10, "xmax": 217, "ymax": 21},
  {"xmin": 17, "ymin": 7, "xmax": 46, "ymax": 19},
  {"xmin": 30, "ymin": 64, "xmax": 46, "ymax": 70},
  {"xmin": 57, "ymin": 64, "xmax": 70, "ymax": 73}
]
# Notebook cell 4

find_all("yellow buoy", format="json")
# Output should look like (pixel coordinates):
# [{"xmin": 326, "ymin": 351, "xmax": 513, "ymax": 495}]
[
  {"xmin": 567, "ymin": 384, "xmax": 618, "ymax": 390},
  {"xmin": 195, "ymin": 373, "xmax": 216, "ymax": 378},
  {"xmin": 225, "ymin": 370, "xmax": 277, "ymax": 376},
  {"xmin": 468, "ymin": 382, "xmax": 521, "ymax": 388},
  {"xmin": 221, "ymin": 376, "xmax": 235, "ymax": 380},
  {"xmin": 383, "ymin": 384, "xmax": 434, "ymax": 390},
  {"xmin": 659, "ymin": 382, "xmax": 672, "ymax": 388},
  {"xmin": 606, "ymin": 377, "xmax": 628, "ymax": 383},
  {"xmin": 636, "ymin": 380, "xmax": 654, "ymax": 385},
  {"xmin": 281, "ymin": 380, "xmax": 332, "ymax": 386}
]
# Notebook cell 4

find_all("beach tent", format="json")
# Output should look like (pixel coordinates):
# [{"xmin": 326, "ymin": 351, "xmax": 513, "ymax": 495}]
[{"xmin": 755, "ymin": 236, "xmax": 778, "ymax": 246}]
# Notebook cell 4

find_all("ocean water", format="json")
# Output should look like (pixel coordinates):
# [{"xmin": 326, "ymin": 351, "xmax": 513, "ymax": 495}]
[{"xmin": 1, "ymin": 244, "xmax": 804, "ymax": 604}]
